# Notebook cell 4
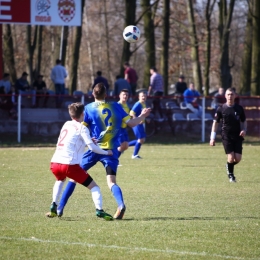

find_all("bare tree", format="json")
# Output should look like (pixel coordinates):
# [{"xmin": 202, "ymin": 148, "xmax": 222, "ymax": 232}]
[
  {"xmin": 34, "ymin": 25, "xmax": 43, "ymax": 77},
  {"xmin": 251, "ymin": 0, "xmax": 260, "ymax": 95},
  {"xmin": 160, "ymin": 0, "xmax": 170, "ymax": 95},
  {"xmin": 68, "ymin": 0, "xmax": 85, "ymax": 94},
  {"xmin": 3, "ymin": 24, "xmax": 17, "ymax": 83},
  {"xmin": 218, "ymin": 0, "xmax": 236, "ymax": 90},
  {"xmin": 186, "ymin": 0, "xmax": 203, "ymax": 93}
]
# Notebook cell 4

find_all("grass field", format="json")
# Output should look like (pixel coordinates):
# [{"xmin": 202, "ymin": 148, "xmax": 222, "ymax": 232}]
[{"xmin": 0, "ymin": 144, "xmax": 259, "ymax": 260}]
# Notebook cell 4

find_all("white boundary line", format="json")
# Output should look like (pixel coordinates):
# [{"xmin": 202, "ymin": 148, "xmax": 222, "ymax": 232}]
[{"xmin": 0, "ymin": 236, "xmax": 258, "ymax": 260}]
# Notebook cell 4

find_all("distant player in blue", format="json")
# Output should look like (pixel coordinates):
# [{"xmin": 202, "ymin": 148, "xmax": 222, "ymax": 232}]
[
  {"xmin": 129, "ymin": 91, "xmax": 147, "ymax": 159},
  {"xmin": 58, "ymin": 83, "xmax": 151, "ymax": 219},
  {"xmin": 117, "ymin": 89, "xmax": 131, "ymax": 159}
]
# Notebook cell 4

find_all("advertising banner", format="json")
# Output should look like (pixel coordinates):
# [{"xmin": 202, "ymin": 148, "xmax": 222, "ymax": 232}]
[{"xmin": 0, "ymin": 0, "xmax": 81, "ymax": 26}]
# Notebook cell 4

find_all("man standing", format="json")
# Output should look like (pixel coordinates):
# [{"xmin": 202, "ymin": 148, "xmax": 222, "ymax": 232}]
[
  {"xmin": 147, "ymin": 67, "xmax": 164, "ymax": 121},
  {"xmin": 129, "ymin": 91, "xmax": 148, "ymax": 159},
  {"xmin": 50, "ymin": 59, "xmax": 67, "ymax": 108},
  {"xmin": 92, "ymin": 71, "xmax": 109, "ymax": 95},
  {"xmin": 57, "ymin": 83, "xmax": 151, "ymax": 219},
  {"xmin": 209, "ymin": 88, "xmax": 247, "ymax": 183},
  {"xmin": 174, "ymin": 75, "xmax": 187, "ymax": 105},
  {"xmin": 114, "ymin": 75, "xmax": 131, "ymax": 96},
  {"xmin": 46, "ymin": 102, "xmax": 114, "ymax": 220},
  {"xmin": 124, "ymin": 62, "xmax": 138, "ymax": 97}
]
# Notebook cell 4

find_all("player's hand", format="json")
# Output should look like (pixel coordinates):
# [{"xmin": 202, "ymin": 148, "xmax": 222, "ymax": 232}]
[
  {"xmin": 107, "ymin": 150, "xmax": 113, "ymax": 156},
  {"xmin": 91, "ymin": 137, "xmax": 98, "ymax": 144},
  {"xmin": 140, "ymin": 108, "xmax": 152, "ymax": 117},
  {"xmin": 240, "ymin": 130, "xmax": 246, "ymax": 137},
  {"xmin": 209, "ymin": 139, "xmax": 215, "ymax": 146}
]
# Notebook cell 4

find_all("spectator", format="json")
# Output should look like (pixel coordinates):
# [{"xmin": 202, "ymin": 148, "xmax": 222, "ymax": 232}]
[
  {"xmin": 232, "ymin": 87, "xmax": 240, "ymax": 105},
  {"xmin": 183, "ymin": 83, "xmax": 202, "ymax": 116},
  {"xmin": 15, "ymin": 72, "xmax": 36, "ymax": 108},
  {"xmin": 0, "ymin": 86, "xmax": 17, "ymax": 119},
  {"xmin": 211, "ymin": 87, "xmax": 225, "ymax": 110},
  {"xmin": 33, "ymin": 75, "xmax": 49, "ymax": 108},
  {"xmin": 147, "ymin": 67, "xmax": 164, "ymax": 120},
  {"xmin": 51, "ymin": 59, "xmax": 68, "ymax": 108},
  {"xmin": 113, "ymin": 75, "xmax": 131, "ymax": 96},
  {"xmin": 124, "ymin": 62, "xmax": 138, "ymax": 97},
  {"xmin": 92, "ymin": 71, "xmax": 109, "ymax": 95},
  {"xmin": 174, "ymin": 75, "xmax": 187, "ymax": 105},
  {"xmin": 0, "ymin": 73, "xmax": 12, "ymax": 94}
]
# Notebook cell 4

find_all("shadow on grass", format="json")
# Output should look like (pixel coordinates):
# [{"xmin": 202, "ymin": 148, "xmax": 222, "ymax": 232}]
[{"xmin": 140, "ymin": 216, "xmax": 260, "ymax": 221}]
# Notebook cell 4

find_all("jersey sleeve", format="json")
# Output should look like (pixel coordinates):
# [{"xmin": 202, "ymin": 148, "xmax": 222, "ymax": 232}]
[
  {"xmin": 214, "ymin": 105, "xmax": 223, "ymax": 123},
  {"xmin": 83, "ymin": 106, "xmax": 90, "ymax": 126},
  {"xmin": 240, "ymin": 106, "xmax": 246, "ymax": 122},
  {"xmin": 80, "ymin": 125, "xmax": 93, "ymax": 145}
]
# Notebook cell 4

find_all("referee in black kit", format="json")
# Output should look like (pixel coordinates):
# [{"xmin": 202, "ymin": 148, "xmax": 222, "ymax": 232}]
[{"xmin": 209, "ymin": 88, "xmax": 247, "ymax": 183}]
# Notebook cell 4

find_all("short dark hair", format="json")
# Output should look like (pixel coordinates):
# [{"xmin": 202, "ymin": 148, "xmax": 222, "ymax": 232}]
[
  {"xmin": 93, "ymin": 83, "xmax": 106, "ymax": 99},
  {"xmin": 150, "ymin": 67, "xmax": 157, "ymax": 72},
  {"xmin": 56, "ymin": 59, "xmax": 61, "ymax": 64},
  {"xmin": 124, "ymin": 62, "xmax": 130, "ymax": 66},
  {"xmin": 179, "ymin": 75, "xmax": 185, "ymax": 79},
  {"xmin": 22, "ymin": 72, "xmax": 28, "ymax": 77},
  {"xmin": 97, "ymin": 71, "xmax": 102, "ymax": 76},
  {"xmin": 116, "ymin": 75, "xmax": 121, "ymax": 80},
  {"xmin": 68, "ymin": 102, "xmax": 84, "ymax": 119},
  {"xmin": 3, "ymin": 73, "xmax": 9, "ymax": 78},
  {"xmin": 38, "ymin": 75, "xmax": 43, "ymax": 78},
  {"xmin": 119, "ymin": 89, "xmax": 129, "ymax": 94}
]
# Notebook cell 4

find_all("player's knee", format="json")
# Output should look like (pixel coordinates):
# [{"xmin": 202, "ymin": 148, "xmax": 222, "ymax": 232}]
[
  {"xmin": 139, "ymin": 138, "xmax": 145, "ymax": 144},
  {"xmin": 106, "ymin": 166, "xmax": 116, "ymax": 176}
]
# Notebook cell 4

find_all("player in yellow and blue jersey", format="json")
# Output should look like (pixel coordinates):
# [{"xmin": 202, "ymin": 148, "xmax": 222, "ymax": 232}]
[
  {"xmin": 117, "ymin": 89, "xmax": 131, "ymax": 160},
  {"xmin": 58, "ymin": 83, "xmax": 151, "ymax": 219},
  {"xmin": 129, "ymin": 91, "xmax": 147, "ymax": 159}
]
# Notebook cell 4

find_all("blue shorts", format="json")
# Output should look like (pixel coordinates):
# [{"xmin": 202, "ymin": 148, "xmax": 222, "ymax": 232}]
[
  {"xmin": 133, "ymin": 124, "xmax": 146, "ymax": 139},
  {"xmin": 119, "ymin": 128, "xmax": 129, "ymax": 143},
  {"xmin": 80, "ymin": 147, "xmax": 119, "ymax": 173}
]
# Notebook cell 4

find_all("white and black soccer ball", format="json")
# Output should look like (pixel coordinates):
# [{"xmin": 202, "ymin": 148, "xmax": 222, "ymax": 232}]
[{"xmin": 123, "ymin": 25, "xmax": 141, "ymax": 43}]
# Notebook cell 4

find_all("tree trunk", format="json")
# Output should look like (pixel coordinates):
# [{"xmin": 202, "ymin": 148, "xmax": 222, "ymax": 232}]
[
  {"xmin": 35, "ymin": 25, "xmax": 43, "ymax": 77},
  {"xmin": 141, "ymin": 0, "xmax": 156, "ymax": 89},
  {"xmin": 240, "ymin": 4, "xmax": 252, "ymax": 95},
  {"xmin": 3, "ymin": 24, "xmax": 17, "ymax": 83},
  {"xmin": 186, "ymin": 0, "xmax": 203, "ymax": 93},
  {"xmin": 251, "ymin": 0, "xmax": 260, "ymax": 95},
  {"xmin": 218, "ymin": 0, "xmax": 236, "ymax": 90},
  {"xmin": 26, "ymin": 25, "xmax": 37, "ymax": 84},
  {"xmin": 120, "ymin": 0, "xmax": 136, "ymax": 76},
  {"xmin": 68, "ymin": 0, "xmax": 85, "ymax": 94},
  {"xmin": 61, "ymin": 26, "xmax": 69, "ymax": 66},
  {"xmin": 204, "ymin": 0, "xmax": 216, "ymax": 95},
  {"xmin": 160, "ymin": 0, "xmax": 170, "ymax": 95}
]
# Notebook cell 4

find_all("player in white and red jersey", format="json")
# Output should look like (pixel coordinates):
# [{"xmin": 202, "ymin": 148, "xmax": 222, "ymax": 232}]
[{"xmin": 46, "ymin": 102, "xmax": 114, "ymax": 220}]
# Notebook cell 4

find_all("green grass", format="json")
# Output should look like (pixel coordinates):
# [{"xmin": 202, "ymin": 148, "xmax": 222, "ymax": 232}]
[{"xmin": 0, "ymin": 145, "xmax": 259, "ymax": 260}]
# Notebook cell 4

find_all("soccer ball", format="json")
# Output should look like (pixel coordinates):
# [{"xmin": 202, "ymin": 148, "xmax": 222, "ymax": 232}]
[{"xmin": 123, "ymin": 25, "xmax": 141, "ymax": 43}]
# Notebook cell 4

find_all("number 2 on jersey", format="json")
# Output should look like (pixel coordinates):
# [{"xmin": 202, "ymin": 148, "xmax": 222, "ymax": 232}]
[
  {"xmin": 102, "ymin": 108, "xmax": 112, "ymax": 127},
  {"xmin": 57, "ymin": 129, "xmax": 68, "ymax": 146}
]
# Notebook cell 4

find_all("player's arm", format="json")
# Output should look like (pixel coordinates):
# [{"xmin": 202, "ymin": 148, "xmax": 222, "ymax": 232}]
[
  {"xmin": 126, "ymin": 108, "xmax": 151, "ymax": 127},
  {"xmin": 240, "ymin": 120, "xmax": 247, "ymax": 137},
  {"xmin": 209, "ymin": 120, "xmax": 219, "ymax": 146},
  {"xmin": 81, "ymin": 126, "xmax": 112, "ymax": 155}
]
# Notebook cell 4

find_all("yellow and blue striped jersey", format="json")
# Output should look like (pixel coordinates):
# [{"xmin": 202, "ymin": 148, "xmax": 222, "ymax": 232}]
[
  {"xmin": 130, "ymin": 101, "xmax": 146, "ymax": 117},
  {"xmin": 83, "ymin": 101, "xmax": 130, "ymax": 149},
  {"xmin": 118, "ymin": 101, "xmax": 130, "ymax": 128}
]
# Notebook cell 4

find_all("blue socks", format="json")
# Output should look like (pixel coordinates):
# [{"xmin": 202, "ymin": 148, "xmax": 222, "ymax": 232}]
[
  {"xmin": 57, "ymin": 181, "xmax": 76, "ymax": 213},
  {"xmin": 133, "ymin": 142, "xmax": 141, "ymax": 156},
  {"xmin": 111, "ymin": 184, "xmax": 124, "ymax": 208},
  {"xmin": 128, "ymin": 140, "xmax": 137, "ymax": 146}
]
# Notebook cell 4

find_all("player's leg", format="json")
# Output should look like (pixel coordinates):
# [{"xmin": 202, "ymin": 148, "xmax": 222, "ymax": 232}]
[
  {"xmin": 132, "ymin": 125, "xmax": 145, "ymax": 159},
  {"xmin": 106, "ymin": 169, "xmax": 126, "ymax": 220},
  {"xmin": 46, "ymin": 163, "xmax": 66, "ymax": 218},
  {"xmin": 129, "ymin": 140, "xmax": 137, "ymax": 146},
  {"xmin": 58, "ymin": 150, "xmax": 98, "ymax": 216}
]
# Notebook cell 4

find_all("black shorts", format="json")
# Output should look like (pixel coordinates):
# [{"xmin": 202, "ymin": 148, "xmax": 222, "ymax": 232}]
[{"xmin": 222, "ymin": 137, "xmax": 243, "ymax": 154}]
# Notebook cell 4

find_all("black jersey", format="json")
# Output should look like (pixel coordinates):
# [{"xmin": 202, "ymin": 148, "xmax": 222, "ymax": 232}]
[{"xmin": 214, "ymin": 103, "xmax": 246, "ymax": 139}]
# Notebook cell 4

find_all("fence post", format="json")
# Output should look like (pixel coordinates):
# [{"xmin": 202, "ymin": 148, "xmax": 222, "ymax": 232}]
[
  {"xmin": 17, "ymin": 94, "xmax": 21, "ymax": 143},
  {"xmin": 201, "ymin": 96, "xmax": 205, "ymax": 142}
]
